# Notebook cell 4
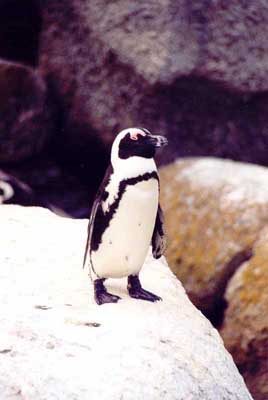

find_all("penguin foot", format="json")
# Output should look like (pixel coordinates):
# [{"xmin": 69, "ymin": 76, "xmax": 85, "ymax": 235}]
[
  {"xmin": 127, "ymin": 275, "xmax": 162, "ymax": 302},
  {"xmin": 128, "ymin": 287, "xmax": 162, "ymax": 302},
  {"xmin": 94, "ymin": 279, "xmax": 121, "ymax": 305},
  {"xmin": 95, "ymin": 292, "xmax": 121, "ymax": 305}
]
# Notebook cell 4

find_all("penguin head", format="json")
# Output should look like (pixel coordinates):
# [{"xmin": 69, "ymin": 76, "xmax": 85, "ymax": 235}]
[{"xmin": 111, "ymin": 128, "xmax": 168, "ymax": 164}]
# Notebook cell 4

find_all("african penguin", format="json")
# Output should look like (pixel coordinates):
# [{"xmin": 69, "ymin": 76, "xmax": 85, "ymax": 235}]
[{"xmin": 83, "ymin": 127, "xmax": 168, "ymax": 305}]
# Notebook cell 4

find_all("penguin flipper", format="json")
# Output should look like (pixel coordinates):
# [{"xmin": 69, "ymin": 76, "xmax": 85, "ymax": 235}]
[
  {"xmin": 151, "ymin": 204, "xmax": 166, "ymax": 259},
  {"xmin": 82, "ymin": 165, "xmax": 113, "ymax": 269}
]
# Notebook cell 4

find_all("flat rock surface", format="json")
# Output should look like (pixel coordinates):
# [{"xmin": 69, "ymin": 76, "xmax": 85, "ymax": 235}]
[{"xmin": 0, "ymin": 206, "xmax": 252, "ymax": 400}]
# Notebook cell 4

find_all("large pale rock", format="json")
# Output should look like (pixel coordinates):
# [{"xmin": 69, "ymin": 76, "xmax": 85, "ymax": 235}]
[
  {"xmin": 221, "ymin": 231, "xmax": 268, "ymax": 400},
  {"xmin": 0, "ymin": 60, "xmax": 54, "ymax": 163},
  {"xmin": 0, "ymin": 205, "xmax": 252, "ymax": 400},
  {"xmin": 159, "ymin": 158, "xmax": 268, "ymax": 319},
  {"xmin": 39, "ymin": 0, "xmax": 268, "ymax": 168}
]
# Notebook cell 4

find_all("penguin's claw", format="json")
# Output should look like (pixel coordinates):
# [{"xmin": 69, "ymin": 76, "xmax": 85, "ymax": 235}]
[
  {"xmin": 128, "ymin": 287, "xmax": 162, "ymax": 302},
  {"xmin": 95, "ymin": 291, "xmax": 121, "ymax": 305}
]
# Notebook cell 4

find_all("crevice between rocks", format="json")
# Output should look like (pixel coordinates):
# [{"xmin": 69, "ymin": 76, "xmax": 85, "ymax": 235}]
[
  {"xmin": 205, "ymin": 247, "xmax": 253, "ymax": 328},
  {"xmin": 147, "ymin": 76, "xmax": 268, "ymax": 167},
  {"xmin": 0, "ymin": 0, "xmax": 42, "ymax": 67}
]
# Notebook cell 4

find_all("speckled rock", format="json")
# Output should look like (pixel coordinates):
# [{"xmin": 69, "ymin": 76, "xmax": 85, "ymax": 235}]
[
  {"xmin": 38, "ymin": 1, "xmax": 268, "ymax": 168},
  {"xmin": 0, "ymin": 205, "xmax": 252, "ymax": 400},
  {"xmin": 221, "ymin": 230, "xmax": 268, "ymax": 400},
  {"xmin": 159, "ymin": 158, "xmax": 268, "ymax": 319},
  {"xmin": 40, "ymin": 1, "xmax": 268, "ymax": 94},
  {"xmin": 0, "ymin": 60, "xmax": 54, "ymax": 163}
]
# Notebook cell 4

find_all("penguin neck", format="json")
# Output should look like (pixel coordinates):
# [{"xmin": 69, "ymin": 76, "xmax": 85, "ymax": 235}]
[{"xmin": 111, "ymin": 156, "xmax": 157, "ymax": 180}]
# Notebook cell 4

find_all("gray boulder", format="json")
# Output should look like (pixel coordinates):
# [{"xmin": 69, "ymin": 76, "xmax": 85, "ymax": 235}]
[{"xmin": 39, "ymin": 1, "xmax": 268, "ymax": 166}]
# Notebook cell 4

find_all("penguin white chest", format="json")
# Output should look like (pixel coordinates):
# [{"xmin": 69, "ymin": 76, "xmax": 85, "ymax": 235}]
[{"xmin": 91, "ymin": 178, "xmax": 159, "ymax": 278}]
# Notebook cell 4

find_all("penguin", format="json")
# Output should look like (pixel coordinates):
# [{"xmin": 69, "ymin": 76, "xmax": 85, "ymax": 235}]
[{"xmin": 83, "ymin": 127, "xmax": 168, "ymax": 305}]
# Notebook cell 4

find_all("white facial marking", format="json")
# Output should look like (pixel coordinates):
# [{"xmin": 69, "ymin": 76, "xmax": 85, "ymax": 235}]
[{"xmin": 130, "ymin": 131, "xmax": 146, "ymax": 141}]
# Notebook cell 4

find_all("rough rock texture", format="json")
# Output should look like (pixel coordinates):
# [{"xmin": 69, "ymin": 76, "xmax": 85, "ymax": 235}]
[
  {"xmin": 0, "ymin": 60, "xmax": 54, "ymax": 163},
  {"xmin": 159, "ymin": 157, "xmax": 268, "ymax": 320},
  {"xmin": 40, "ymin": 0, "xmax": 268, "ymax": 93},
  {"xmin": 159, "ymin": 157, "xmax": 268, "ymax": 399},
  {"xmin": 39, "ymin": 0, "xmax": 268, "ymax": 167},
  {"xmin": 0, "ymin": 205, "xmax": 252, "ymax": 400},
  {"xmin": 221, "ymin": 231, "xmax": 268, "ymax": 400}
]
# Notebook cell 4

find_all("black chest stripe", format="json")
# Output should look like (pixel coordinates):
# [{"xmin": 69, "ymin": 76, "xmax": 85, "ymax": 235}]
[{"xmin": 90, "ymin": 171, "xmax": 159, "ymax": 252}]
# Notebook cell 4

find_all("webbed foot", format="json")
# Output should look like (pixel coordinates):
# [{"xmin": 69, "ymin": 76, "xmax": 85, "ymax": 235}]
[
  {"xmin": 94, "ymin": 279, "xmax": 121, "ymax": 305},
  {"xmin": 127, "ymin": 275, "xmax": 162, "ymax": 302}
]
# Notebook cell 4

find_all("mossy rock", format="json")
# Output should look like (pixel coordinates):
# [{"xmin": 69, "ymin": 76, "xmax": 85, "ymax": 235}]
[
  {"xmin": 159, "ymin": 158, "xmax": 268, "ymax": 317},
  {"xmin": 220, "ymin": 230, "xmax": 268, "ymax": 400}
]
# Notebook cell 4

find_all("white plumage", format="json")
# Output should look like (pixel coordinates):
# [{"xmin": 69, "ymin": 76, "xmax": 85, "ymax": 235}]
[{"xmin": 91, "ymin": 178, "xmax": 159, "ymax": 278}]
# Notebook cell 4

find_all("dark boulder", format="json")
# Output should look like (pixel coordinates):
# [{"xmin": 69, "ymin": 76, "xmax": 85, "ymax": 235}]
[{"xmin": 0, "ymin": 60, "xmax": 54, "ymax": 163}]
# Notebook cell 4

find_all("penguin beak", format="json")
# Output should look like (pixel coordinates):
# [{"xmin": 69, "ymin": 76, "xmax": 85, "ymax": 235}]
[{"xmin": 148, "ymin": 134, "xmax": 168, "ymax": 148}]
